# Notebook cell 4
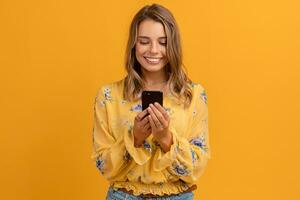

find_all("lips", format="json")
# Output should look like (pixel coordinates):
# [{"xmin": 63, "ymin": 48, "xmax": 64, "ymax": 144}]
[{"xmin": 144, "ymin": 57, "xmax": 162, "ymax": 64}]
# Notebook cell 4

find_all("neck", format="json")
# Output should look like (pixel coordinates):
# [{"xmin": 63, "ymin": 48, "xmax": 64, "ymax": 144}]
[
  {"xmin": 141, "ymin": 70, "xmax": 169, "ymax": 94},
  {"xmin": 141, "ymin": 69, "xmax": 168, "ymax": 85}
]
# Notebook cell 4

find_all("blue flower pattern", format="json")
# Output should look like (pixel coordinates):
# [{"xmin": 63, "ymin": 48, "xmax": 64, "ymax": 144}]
[
  {"xmin": 190, "ymin": 135, "xmax": 208, "ymax": 154},
  {"xmin": 191, "ymin": 149, "xmax": 198, "ymax": 164},
  {"xmin": 143, "ymin": 140, "xmax": 152, "ymax": 152},
  {"xmin": 172, "ymin": 162, "xmax": 190, "ymax": 176},
  {"xmin": 104, "ymin": 87, "xmax": 112, "ymax": 101},
  {"xmin": 130, "ymin": 103, "xmax": 142, "ymax": 112},
  {"xmin": 200, "ymin": 90, "xmax": 207, "ymax": 104},
  {"xmin": 96, "ymin": 157, "xmax": 105, "ymax": 175}
]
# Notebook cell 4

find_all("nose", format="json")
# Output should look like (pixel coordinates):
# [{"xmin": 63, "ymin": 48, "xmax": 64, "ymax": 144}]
[{"xmin": 150, "ymin": 42, "xmax": 159, "ymax": 54}]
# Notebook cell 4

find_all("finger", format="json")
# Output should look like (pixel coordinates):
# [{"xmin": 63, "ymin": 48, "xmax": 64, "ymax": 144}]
[
  {"xmin": 153, "ymin": 103, "xmax": 169, "ymax": 128},
  {"xmin": 148, "ymin": 115, "xmax": 156, "ymax": 129},
  {"xmin": 143, "ymin": 122, "xmax": 150, "ymax": 130},
  {"xmin": 148, "ymin": 107, "xmax": 161, "ymax": 128},
  {"xmin": 149, "ymin": 104, "xmax": 167, "ymax": 128},
  {"xmin": 139, "ymin": 115, "xmax": 149, "ymax": 126},
  {"xmin": 154, "ymin": 102, "xmax": 169, "ymax": 121},
  {"xmin": 136, "ymin": 109, "xmax": 148, "ymax": 121}
]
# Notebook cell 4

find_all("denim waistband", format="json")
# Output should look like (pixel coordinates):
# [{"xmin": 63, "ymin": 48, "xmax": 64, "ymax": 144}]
[{"xmin": 106, "ymin": 187, "xmax": 194, "ymax": 200}]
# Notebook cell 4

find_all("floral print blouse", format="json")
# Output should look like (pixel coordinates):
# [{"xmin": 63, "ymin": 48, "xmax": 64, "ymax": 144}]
[{"xmin": 91, "ymin": 78, "xmax": 211, "ymax": 196}]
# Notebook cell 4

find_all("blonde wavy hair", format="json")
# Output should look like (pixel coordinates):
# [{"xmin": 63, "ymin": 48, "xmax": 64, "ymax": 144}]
[{"xmin": 123, "ymin": 3, "xmax": 193, "ymax": 108}]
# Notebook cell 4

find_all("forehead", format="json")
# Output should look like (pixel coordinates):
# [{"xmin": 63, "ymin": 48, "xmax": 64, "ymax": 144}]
[{"xmin": 137, "ymin": 19, "xmax": 166, "ymax": 38}]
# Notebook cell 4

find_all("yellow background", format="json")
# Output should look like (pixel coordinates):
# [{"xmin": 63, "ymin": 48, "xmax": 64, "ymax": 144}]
[{"xmin": 1, "ymin": 0, "xmax": 299, "ymax": 199}]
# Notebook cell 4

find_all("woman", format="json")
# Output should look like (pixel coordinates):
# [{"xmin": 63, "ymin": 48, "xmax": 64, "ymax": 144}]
[{"xmin": 91, "ymin": 3, "xmax": 211, "ymax": 200}]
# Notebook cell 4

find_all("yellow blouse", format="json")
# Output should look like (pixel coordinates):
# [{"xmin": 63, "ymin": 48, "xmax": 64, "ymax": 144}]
[{"xmin": 91, "ymin": 78, "xmax": 211, "ymax": 196}]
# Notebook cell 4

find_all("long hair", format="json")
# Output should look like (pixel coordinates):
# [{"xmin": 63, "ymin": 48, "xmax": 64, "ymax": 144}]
[{"xmin": 123, "ymin": 3, "xmax": 193, "ymax": 108}]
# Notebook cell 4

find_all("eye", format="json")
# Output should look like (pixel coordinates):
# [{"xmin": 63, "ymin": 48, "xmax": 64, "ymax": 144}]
[
  {"xmin": 139, "ymin": 41, "xmax": 149, "ymax": 45},
  {"xmin": 138, "ymin": 40, "xmax": 166, "ymax": 46},
  {"xmin": 159, "ymin": 39, "xmax": 167, "ymax": 46}
]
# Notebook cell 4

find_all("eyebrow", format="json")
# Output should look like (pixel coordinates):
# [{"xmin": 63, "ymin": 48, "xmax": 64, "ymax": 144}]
[{"xmin": 137, "ymin": 36, "xmax": 167, "ymax": 39}]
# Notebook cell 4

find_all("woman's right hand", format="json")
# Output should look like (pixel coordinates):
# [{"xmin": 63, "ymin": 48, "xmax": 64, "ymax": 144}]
[{"xmin": 133, "ymin": 109, "xmax": 152, "ymax": 147}]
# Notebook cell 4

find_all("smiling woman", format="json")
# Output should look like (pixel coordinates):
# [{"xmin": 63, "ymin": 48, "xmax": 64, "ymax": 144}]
[
  {"xmin": 91, "ymin": 3, "xmax": 211, "ymax": 200},
  {"xmin": 135, "ymin": 20, "xmax": 168, "ymax": 71}
]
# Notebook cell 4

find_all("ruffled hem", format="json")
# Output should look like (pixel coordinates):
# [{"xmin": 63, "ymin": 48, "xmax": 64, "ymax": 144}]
[{"xmin": 111, "ymin": 181, "xmax": 194, "ymax": 196}]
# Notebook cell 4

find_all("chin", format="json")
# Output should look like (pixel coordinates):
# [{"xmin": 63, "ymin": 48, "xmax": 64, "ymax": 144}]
[
  {"xmin": 142, "ymin": 65, "xmax": 165, "ymax": 73},
  {"xmin": 140, "ymin": 61, "xmax": 168, "ymax": 73}
]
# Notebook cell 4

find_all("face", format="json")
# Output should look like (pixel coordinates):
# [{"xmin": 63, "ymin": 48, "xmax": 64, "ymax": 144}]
[{"xmin": 135, "ymin": 19, "xmax": 168, "ymax": 74}]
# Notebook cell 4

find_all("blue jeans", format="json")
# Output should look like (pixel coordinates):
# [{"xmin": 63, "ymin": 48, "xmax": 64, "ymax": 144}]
[{"xmin": 106, "ymin": 187, "xmax": 194, "ymax": 200}]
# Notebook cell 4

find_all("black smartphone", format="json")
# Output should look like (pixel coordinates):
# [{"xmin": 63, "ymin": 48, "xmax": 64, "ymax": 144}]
[{"xmin": 142, "ymin": 91, "xmax": 163, "ymax": 111}]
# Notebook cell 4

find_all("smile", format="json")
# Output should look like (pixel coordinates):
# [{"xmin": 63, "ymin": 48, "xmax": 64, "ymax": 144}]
[{"xmin": 144, "ymin": 57, "xmax": 162, "ymax": 64}]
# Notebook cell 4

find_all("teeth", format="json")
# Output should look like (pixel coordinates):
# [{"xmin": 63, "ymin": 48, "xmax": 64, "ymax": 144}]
[{"xmin": 145, "ymin": 57, "xmax": 161, "ymax": 62}]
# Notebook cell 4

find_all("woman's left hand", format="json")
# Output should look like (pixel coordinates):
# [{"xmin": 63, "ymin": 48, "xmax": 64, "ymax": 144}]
[{"xmin": 147, "ymin": 102, "xmax": 173, "ymax": 152}]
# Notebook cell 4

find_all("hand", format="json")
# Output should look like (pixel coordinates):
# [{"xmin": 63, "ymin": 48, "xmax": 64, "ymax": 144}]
[
  {"xmin": 147, "ymin": 102, "xmax": 173, "ymax": 152},
  {"xmin": 133, "ymin": 109, "xmax": 152, "ymax": 147}
]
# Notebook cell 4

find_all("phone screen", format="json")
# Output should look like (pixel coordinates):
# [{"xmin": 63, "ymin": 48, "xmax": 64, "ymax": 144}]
[{"xmin": 142, "ymin": 91, "xmax": 163, "ymax": 111}]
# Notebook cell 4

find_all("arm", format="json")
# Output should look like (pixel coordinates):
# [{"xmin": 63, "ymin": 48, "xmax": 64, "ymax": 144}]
[
  {"xmin": 151, "ymin": 84, "xmax": 211, "ymax": 184},
  {"xmin": 91, "ymin": 86, "xmax": 152, "ymax": 181}
]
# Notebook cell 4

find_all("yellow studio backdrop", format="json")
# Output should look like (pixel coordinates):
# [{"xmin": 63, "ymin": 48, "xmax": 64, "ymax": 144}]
[{"xmin": 0, "ymin": 0, "xmax": 299, "ymax": 199}]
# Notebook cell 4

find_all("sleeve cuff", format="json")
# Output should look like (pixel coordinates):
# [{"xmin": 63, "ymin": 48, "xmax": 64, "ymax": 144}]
[
  {"xmin": 152, "ymin": 126, "xmax": 180, "ymax": 171},
  {"xmin": 123, "ymin": 127, "xmax": 152, "ymax": 165}
]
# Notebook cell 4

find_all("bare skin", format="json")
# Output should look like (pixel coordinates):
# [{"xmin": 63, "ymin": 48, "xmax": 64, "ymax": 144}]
[
  {"xmin": 147, "ymin": 102, "xmax": 173, "ymax": 152},
  {"xmin": 133, "ymin": 109, "xmax": 152, "ymax": 147}
]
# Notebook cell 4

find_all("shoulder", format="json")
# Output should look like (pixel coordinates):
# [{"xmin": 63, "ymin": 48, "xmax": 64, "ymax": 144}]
[
  {"xmin": 190, "ymin": 82, "xmax": 208, "ymax": 105},
  {"xmin": 95, "ymin": 78, "xmax": 125, "ymax": 101},
  {"xmin": 189, "ymin": 82, "xmax": 206, "ymax": 92}
]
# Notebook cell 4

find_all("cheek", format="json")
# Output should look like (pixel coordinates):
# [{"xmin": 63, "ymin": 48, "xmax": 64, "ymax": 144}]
[
  {"xmin": 161, "ymin": 49, "xmax": 167, "ymax": 60},
  {"xmin": 135, "ymin": 46, "xmax": 145, "ymax": 64},
  {"xmin": 135, "ymin": 44, "xmax": 146, "ymax": 56},
  {"xmin": 162, "ymin": 49, "xmax": 167, "ymax": 57}
]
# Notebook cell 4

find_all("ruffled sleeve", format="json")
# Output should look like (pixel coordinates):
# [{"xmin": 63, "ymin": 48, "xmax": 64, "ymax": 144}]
[
  {"xmin": 91, "ymin": 85, "xmax": 152, "ymax": 181},
  {"xmin": 151, "ymin": 84, "xmax": 211, "ymax": 184}
]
